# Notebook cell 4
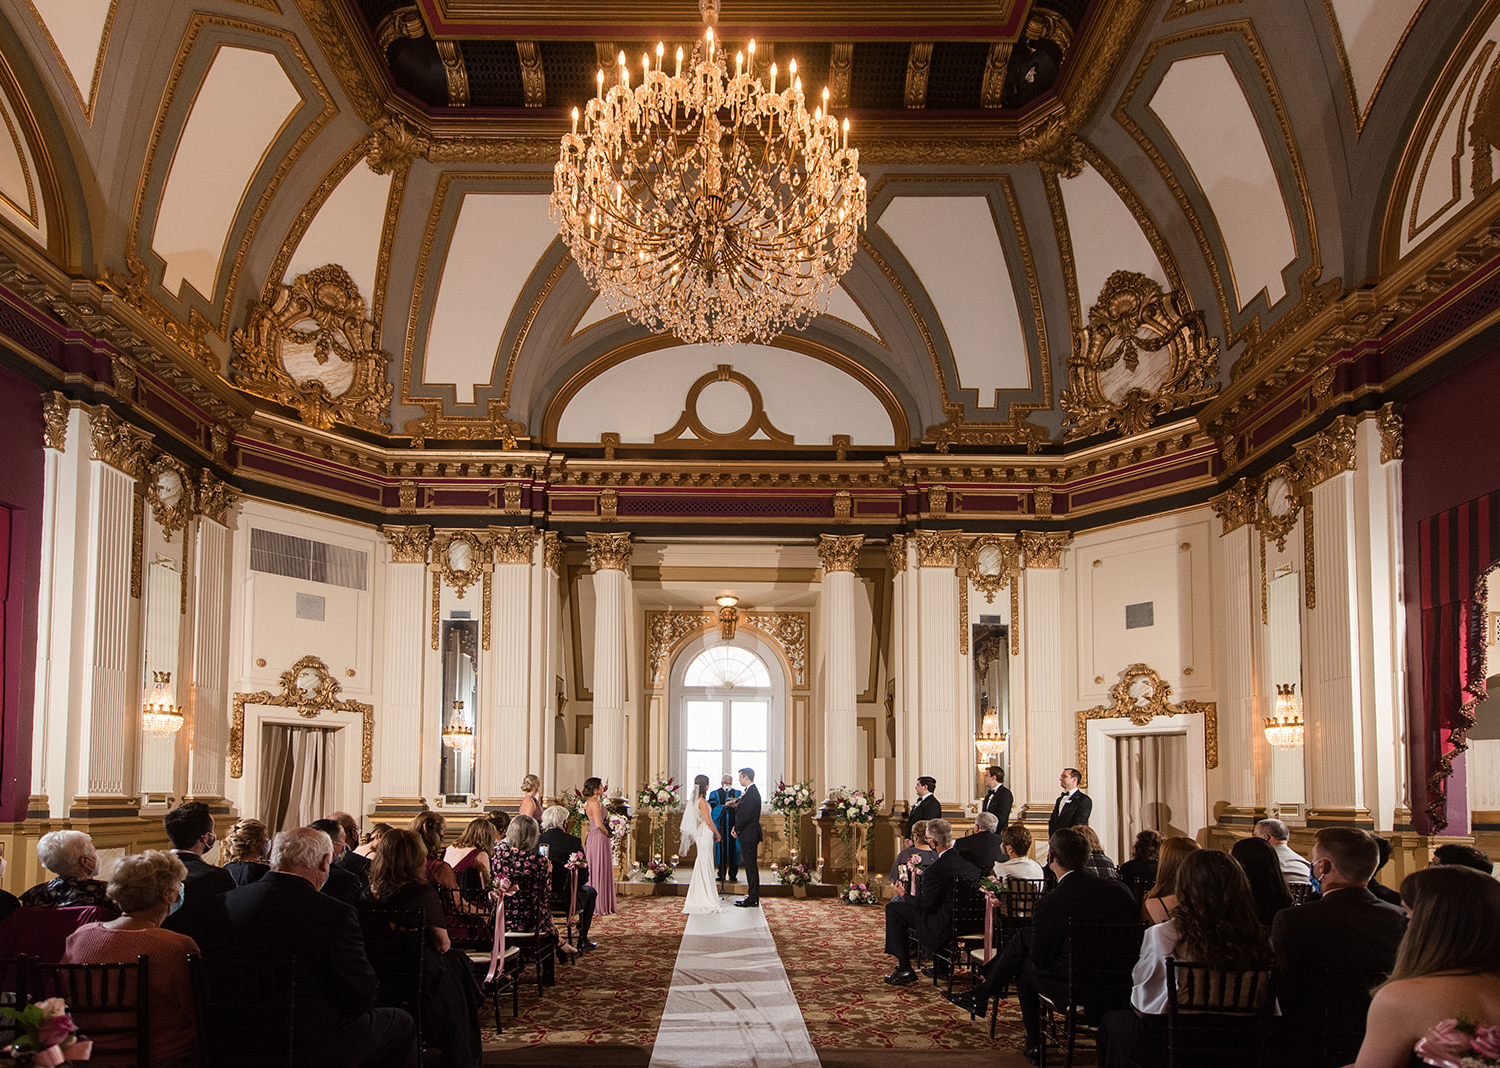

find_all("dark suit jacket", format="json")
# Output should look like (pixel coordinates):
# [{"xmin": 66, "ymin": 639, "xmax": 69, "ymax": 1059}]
[
  {"xmin": 538, "ymin": 827, "xmax": 588, "ymax": 910},
  {"xmin": 163, "ymin": 850, "xmax": 236, "ymax": 938},
  {"xmin": 322, "ymin": 863, "xmax": 371, "ymax": 909},
  {"xmin": 1048, "ymin": 791, "xmax": 1093, "ymax": 835},
  {"xmin": 1271, "ymin": 886, "xmax": 1406, "ymax": 1018},
  {"xmin": 1027, "ymin": 868, "xmax": 1138, "ymax": 986},
  {"xmin": 982, "ymin": 785, "xmax": 1014, "ymax": 829},
  {"xmin": 197, "ymin": 871, "xmax": 381, "ymax": 1053},
  {"xmin": 906, "ymin": 793, "xmax": 941, "ymax": 840},
  {"xmin": 336, "ymin": 848, "xmax": 372, "ymax": 882},
  {"xmin": 956, "ymin": 830, "xmax": 1007, "ymax": 874},
  {"xmin": 915, "ymin": 846, "xmax": 982, "ymax": 951},
  {"xmin": 734, "ymin": 783, "xmax": 762, "ymax": 845}
]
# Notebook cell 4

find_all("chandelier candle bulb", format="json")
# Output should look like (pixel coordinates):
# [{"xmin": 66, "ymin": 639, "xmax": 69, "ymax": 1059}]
[{"xmin": 676, "ymin": 46, "xmax": 683, "ymax": 78}]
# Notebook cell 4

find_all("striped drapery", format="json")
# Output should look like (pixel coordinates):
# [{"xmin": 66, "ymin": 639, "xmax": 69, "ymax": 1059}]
[{"xmin": 1417, "ymin": 488, "xmax": 1500, "ymax": 831}]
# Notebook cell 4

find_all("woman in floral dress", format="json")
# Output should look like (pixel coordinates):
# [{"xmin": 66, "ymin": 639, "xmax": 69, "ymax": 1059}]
[{"xmin": 491, "ymin": 813, "xmax": 573, "ymax": 983}]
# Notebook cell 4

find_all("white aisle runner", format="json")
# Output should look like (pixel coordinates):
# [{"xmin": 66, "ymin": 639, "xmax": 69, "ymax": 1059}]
[{"xmin": 649, "ymin": 905, "xmax": 820, "ymax": 1068}]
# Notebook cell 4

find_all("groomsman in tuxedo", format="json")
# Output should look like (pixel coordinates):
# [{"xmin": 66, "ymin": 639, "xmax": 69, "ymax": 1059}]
[
  {"xmin": 710, "ymin": 775, "xmax": 741, "ymax": 882},
  {"xmin": 906, "ymin": 776, "xmax": 941, "ymax": 841},
  {"xmin": 981, "ymin": 766, "xmax": 1013, "ymax": 830},
  {"xmin": 732, "ymin": 768, "xmax": 763, "ymax": 907},
  {"xmin": 1048, "ymin": 768, "xmax": 1092, "ymax": 836}
]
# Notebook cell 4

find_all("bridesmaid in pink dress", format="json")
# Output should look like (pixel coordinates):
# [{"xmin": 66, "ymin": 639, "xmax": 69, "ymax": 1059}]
[
  {"xmin": 518, "ymin": 773, "xmax": 543, "ymax": 822},
  {"xmin": 582, "ymin": 777, "xmax": 616, "ymax": 916}
]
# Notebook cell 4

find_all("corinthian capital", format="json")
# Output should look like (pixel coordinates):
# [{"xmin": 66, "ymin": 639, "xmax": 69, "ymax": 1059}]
[
  {"xmin": 915, "ymin": 529, "xmax": 964, "ymax": 568},
  {"xmin": 586, "ymin": 532, "xmax": 632, "ymax": 572},
  {"xmin": 382, "ymin": 524, "xmax": 433, "ymax": 564},
  {"xmin": 817, "ymin": 534, "xmax": 864, "ymax": 573}
]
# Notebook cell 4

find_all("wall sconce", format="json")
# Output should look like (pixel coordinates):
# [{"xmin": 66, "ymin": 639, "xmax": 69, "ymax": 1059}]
[
  {"xmin": 716, "ymin": 595, "xmax": 739, "ymax": 641},
  {"xmin": 974, "ymin": 698, "xmax": 1007, "ymax": 766},
  {"xmin": 142, "ymin": 670, "xmax": 183, "ymax": 735},
  {"xmin": 442, "ymin": 699, "xmax": 473, "ymax": 750},
  {"xmin": 1264, "ymin": 683, "xmax": 1305, "ymax": 748}
]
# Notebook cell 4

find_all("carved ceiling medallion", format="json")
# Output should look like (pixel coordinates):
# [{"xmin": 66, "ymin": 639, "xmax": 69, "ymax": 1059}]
[
  {"xmin": 231, "ymin": 264, "xmax": 394, "ymax": 432},
  {"xmin": 1061, "ymin": 270, "xmax": 1220, "ymax": 440}
]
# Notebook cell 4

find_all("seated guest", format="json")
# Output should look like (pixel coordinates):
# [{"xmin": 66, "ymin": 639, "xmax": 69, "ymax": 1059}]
[
  {"xmin": 62, "ymin": 850, "xmax": 199, "ymax": 1068},
  {"xmin": 1254, "ymin": 818, "xmax": 1312, "ymax": 884},
  {"xmin": 487, "ymin": 811, "xmax": 511, "ymax": 840},
  {"xmin": 492, "ymin": 813, "xmax": 574, "ymax": 981},
  {"xmin": 888, "ymin": 819, "xmax": 936, "ymax": 886},
  {"xmin": 163, "ymin": 801, "xmax": 235, "ymax": 936},
  {"xmin": 1141, "ymin": 835, "xmax": 1199, "ymax": 924},
  {"xmin": 881, "ymin": 818, "xmax": 981, "ymax": 985},
  {"xmin": 197, "ymin": 828, "xmax": 416, "ymax": 1067},
  {"xmin": 1080, "ymin": 827, "xmax": 1121, "ymax": 880},
  {"xmin": 222, "ymin": 818, "xmax": 271, "ymax": 886},
  {"xmin": 956, "ymin": 813, "xmax": 1008, "ymax": 872},
  {"xmin": 1100, "ymin": 849, "xmax": 1274, "ymax": 1068},
  {"xmin": 354, "ymin": 822, "xmax": 393, "ymax": 859},
  {"xmin": 1367, "ymin": 835, "xmax": 1402, "ymax": 906},
  {"xmin": 410, "ymin": 812, "xmax": 459, "ymax": 890},
  {"xmin": 538, "ymin": 805, "xmax": 598, "ymax": 951},
  {"xmin": 329, "ymin": 812, "xmax": 371, "ymax": 881},
  {"xmin": 944, "ymin": 827, "xmax": 1139, "ymax": 1062},
  {"xmin": 1350, "ymin": 866, "xmax": 1500, "ymax": 1068},
  {"xmin": 1272, "ymin": 827, "xmax": 1407, "ymax": 1041},
  {"xmin": 368, "ymin": 829, "xmax": 483, "ymax": 1068},
  {"xmin": 1117, "ymin": 830, "xmax": 1161, "ymax": 898},
  {"xmin": 20, "ymin": 830, "xmax": 117, "ymax": 915},
  {"xmin": 444, "ymin": 818, "xmax": 497, "ymax": 895},
  {"xmin": 310, "ymin": 819, "xmax": 371, "ymax": 907},
  {"xmin": 1230, "ymin": 835, "xmax": 1293, "ymax": 927},
  {"xmin": 1430, "ymin": 842, "xmax": 1494, "ymax": 874},
  {"xmin": 994, "ymin": 824, "xmax": 1045, "ymax": 882}
]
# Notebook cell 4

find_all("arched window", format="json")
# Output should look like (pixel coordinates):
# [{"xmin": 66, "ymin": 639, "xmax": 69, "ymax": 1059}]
[{"xmin": 674, "ymin": 640, "xmax": 780, "ymax": 787}]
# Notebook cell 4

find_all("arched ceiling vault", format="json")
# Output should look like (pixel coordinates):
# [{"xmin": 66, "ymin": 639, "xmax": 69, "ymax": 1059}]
[{"xmin": 0, "ymin": 0, "xmax": 1497, "ymax": 531}]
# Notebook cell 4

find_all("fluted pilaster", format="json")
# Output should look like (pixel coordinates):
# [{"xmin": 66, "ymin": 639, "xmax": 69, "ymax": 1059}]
[
  {"xmin": 588, "ymin": 533, "xmax": 632, "ymax": 795},
  {"xmin": 819, "ymin": 534, "xmax": 863, "ymax": 792}
]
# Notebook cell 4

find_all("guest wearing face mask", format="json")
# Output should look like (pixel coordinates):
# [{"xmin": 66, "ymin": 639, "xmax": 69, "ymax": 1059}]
[
  {"xmin": 62, "ymin": 850, "xmax": 200, "ymax": 1068},
  {"xmin": 163, "ymin": 801, "xmax": 235, "ymax": 938}
]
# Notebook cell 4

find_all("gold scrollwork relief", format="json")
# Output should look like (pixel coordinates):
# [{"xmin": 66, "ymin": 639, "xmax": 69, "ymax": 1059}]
[
  {"xmin": 42, "ymin": 392, "xmax": 68, "ymax": 451},
  {"xmin": 587, "ymin": 532, "xmax": 633, "ymax": 572},
  {"xmin": 1075, "ymin": 664, "xmax": 1217, "ymax": 787},
  {"xmin": 1061, "ymin": 271, "xmax": 1220, "ymax": 440},
  {"xmin": 1210, "ymin": 481, "xmax": 1255, "ymax": 535},
  {"xmin": 887, "ymin": 534, "xmax": 907, "ymax": 574},
  {"xmin": 965, "ymin": 535, "xmax": 1021, "ymax": 604},
  {"xmin": 382, "ymin": 524, "xmax": 433, "ymax": 564},
  {"xmin": 818, "ymin": 534, "xmax": 864, "ymax": 573},
  {"xmin": 1377, "ymin": 403, "xmax": 1403, "ymax": 464},
  {"xmin": 432, "ymin": 530, "xmax": 491, "ymax": 598},
  {"xmin": 230, "ymin": 654, "xmax": 373, "ymax": 782},
  {"xmin": 231, "ymin": 265, "xmax": 394, "ymax": 433},
  {"xmin": 144, "ymin": 454, "xmax": 194, "ymax": 541},
  {"xmin": 543, "ymin": 531, "xmax": 563, "ymax": 573},
  {"xmin": 833, "ymin": 490, "xmax": 852, "ymax": 524},
  {"xmin": 645, "ymin": 609, "xmax": 809, "ymax": 689},
  {"xmin": 88, "ymin": 405, "xmax": 149, "ymax": 476}
]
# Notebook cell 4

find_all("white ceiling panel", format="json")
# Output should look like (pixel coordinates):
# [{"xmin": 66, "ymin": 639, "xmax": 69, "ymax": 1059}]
[
  {"xmin": 822, "ymin": 284, "xmax": 880, "ymax": 339},
  {"xmin": 1330, "ymin": 0, "xmax": 1424, "ymax": 116},
  {"xmin": 1061, "ymin": 162, "xmax": 1169, "ymax": 308},
  {"xmin": 878, "ymin": 195, "xmax": 1030, "ymax": 405},
  {"xmin": 27, "ymin": 0, "xmax": 113, "ymax": 113},
  {"xmin": 0, "ymin": 88, "xmax": 45, "ymax": 244},
  {"xmin": 285, "ymin": 161, "xmax": 392, "ymax": 306}
]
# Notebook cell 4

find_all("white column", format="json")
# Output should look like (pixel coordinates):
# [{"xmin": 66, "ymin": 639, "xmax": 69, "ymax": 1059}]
[
  {"xmin": 1020, "ymin": 533, "xmax": 1067, "ymax": 823},
  {"xmin": 377, "ymin": 526, "xmax": 432, "ymax": 808},
  {"xmin": 914, "ymin": 530, "xmax": 964, "ymax": 810},
  {"xmin": 819, "ymin": 534, "xmax": 863, "ymax": 792},
  {"xmin": 486, "ymin": 527, "xmax": 537, "ymax": 806},
  {"xmin": 888, "ymin": 535, "xmax": 909, "ymax": 796},
  {"xmin": 187, "ymin": 491, "xmax": 234, "ymax": 802},
  {"xmin": 540, "ymin": 533, "xmax": 563, "ymax": 798},
  {"xmin": 588, "ymin": 533, "xmax": 632, "ymax": 795},
  {"xmin": 1209, "ymin": 493, "xmax": 1262, "ymax": 839}
]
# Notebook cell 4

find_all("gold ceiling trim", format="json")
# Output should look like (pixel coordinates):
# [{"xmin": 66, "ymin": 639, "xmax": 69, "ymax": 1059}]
[
  {"xmin": 498, "ymin": 250, "xmax": 571, "ymax": 416},
  {"xmin": 0, "ymin": 89, "xmax": 38, "ymax": 226},
  {"xmin": 0, "ymin": 47, "xmax": 70, "ymax": 262},
  {"xmin": 645, "ymin": 609, "xmax": 809, "ymax": 691},
  {"xmin": 371, "ymin": 153, "xmax": 409, "ymax": 332},
  {"xmin": 18, "ymin": 0, "xmax": 120, "ymax": 124},
  {"xmin": 230, "ymin": 654, "xmax": 373, "ymax": 782},
  {"xmin": 860, "ymin": 235, "xmax": 950, "ymax": 411},
  {"xmin": 655, "ymin": 365, "xmax": 794, "ymax": 447},
  {"xmin": 261, "ymin": 136, "xmax": 371, "ymax": 305},
  {"xmin": 999, "ymin": 172, "xmax": 1054, "ymax": 411},
  {"xmin": 1076, "ymin": 663, "xmax": 1217, "ymax": 787},
  {"xmin": 1079, "ymin": 141, "xmax": 1189, "ymax": 298},
  {"xmin": 1044, "ymin": 169, "xmax": 1081, "ymax": 367},
  {"xmin": 1322, "ymin": 0, "xmax": 1431, "ymax": 137}
]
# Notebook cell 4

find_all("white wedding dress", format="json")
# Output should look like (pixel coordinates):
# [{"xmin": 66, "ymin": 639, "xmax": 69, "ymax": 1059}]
[{"xmin": 681, "ymin": 795, "xmax": 725, "ymax": 914}]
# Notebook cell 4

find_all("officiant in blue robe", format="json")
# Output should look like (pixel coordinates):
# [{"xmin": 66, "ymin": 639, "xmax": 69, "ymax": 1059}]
[{"xmin": 710, "ymin": 775, "xmax": 741, "ymax": 881}]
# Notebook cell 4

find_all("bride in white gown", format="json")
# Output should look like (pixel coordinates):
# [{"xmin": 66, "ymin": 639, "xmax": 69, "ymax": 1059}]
[{"xmin": 681, "ymin": 773, "xmax": 725, "ymax": 914}]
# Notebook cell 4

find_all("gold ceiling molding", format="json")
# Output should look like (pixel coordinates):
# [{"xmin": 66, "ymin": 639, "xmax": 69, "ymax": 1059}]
[
  {"xmin": 41, "ymin": 392, "xmax": 67, "ymax": 451},
  {"xmin": 231, "ymin": 264, "xmax": 394, "ymax": 433},
  {"xmin": 18, "ymin": 0, "xmax": 119, "ymax": 124},
  {"xmin": 1378, "ymin": 403, "xmax": 1403, "ymax": 463},
  {"xmin": 655, "ymin": 365, "xmax": 794, "ymax": 447},
  {"xmin": 1026, "ymin": 9, "xmax": 1074, "ymax": 54},
  {"xmin": 374, "ymin": 6, "xmax": 424, "ymax": 52},
  {"xmin": 586, "ymin": 531, "xmax": 632, "ymax": 572},
  {"xmin": 1044, "ymin": 171, "xmax": 1082, "ymax": 365},
  {"xmin": 645, "ymin": 609, "xmax": 809, "ymax": 690},
  {"xmin": 517, "ymin": 42, "xmax": 545, "ymax": 107},
  {"xmin": 1075, "ymin": 663, "xmax": 1217, "ymax": 787},
  {"xmin": 106, "ymin": 256, "xmax": 218, "ymax": 371},
  {"xmin": 382, "ymin": 523, "xmax": 433, "ymax": 564},
  {"xmin": 829, "ymin": 42, "xmax": 853, "ymax": 108},
  {"xmin": 261, "ymin": 138, "xmax": 371, "ymax": 306},
  {"xmin": 230, "ymin": 654, "xmax": 373, "ymax": 781},
  {"xmin": 904, "ymin": 42, "xmax": 934, "ymax": 109},
  {"xmin": 197, "ymin": 470, "xmax": 237, "ymax": 524},
  {"xmin": 435, "ymin": 40, "xmax": 469, "ymax": 105},
  {"xmin": 144, "ymin": 453, "xmax": 194, "ymax": 540},
  {"xmin": 493, "ymin": 525, "xmax": 538, "ymax": 565},
  {"xmin": 1061, "ymin": 270, "xmax": 1220, "ymax": 440},
  {"xmin": 980, "ymin": 42, "xmax": 1012, "ymax": 108},
  {"xmin": 1080, "ymin": 143, "xmax": 1189, "ymax": 299},
  {"xmin": 1210, "ymin": 480, "xmax": 1255, "ymax": 535},
  {"xmin": 1322, "ymin": 0, "xmax": 1429, "ymax": 137},
  {"xmin": 818, "ymin": 533, "xmax": 864, "ymax": 573}
]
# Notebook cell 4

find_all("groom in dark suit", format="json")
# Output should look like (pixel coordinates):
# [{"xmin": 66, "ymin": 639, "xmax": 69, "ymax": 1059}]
[{"xmin": 731, "ymin": 767, "xmax": 762, "ymax": 907}]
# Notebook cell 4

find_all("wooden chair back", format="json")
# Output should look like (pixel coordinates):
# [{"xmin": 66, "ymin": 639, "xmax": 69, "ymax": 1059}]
[
  {"xmin": 189, "ymin": 955, "xmax": 296, "ymax": 1068},
  {"xmin": 32, "ymin": 957, "xmax": 148, "ymax": 1068}
]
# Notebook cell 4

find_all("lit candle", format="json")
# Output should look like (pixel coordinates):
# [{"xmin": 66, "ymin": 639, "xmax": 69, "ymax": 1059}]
[
  {"xmin": 676, "ymin": 46, "xmax": 684, "ymax": 79},
  {"xmin": 618, "ymin": 50, "xmax": 627, "ymax": 89},
  {"xmin": 596, "ymin": 68, "xmax": 605, "ymax": 101},
  {"xmin": 842, "ymin": 117, "xmax": 849, "ymax": 149},
  {"xmin": 671, "ymin": 854, "xmax": 679, "ymax": 865},
  {"xmin": 706, "ymin": 27, "xmax": 714, "ymax": 62},
  {"xmin": 656, "ymin": 41, "xmax": 664, "ymax": 71},
  {"xmin": 571, "ymin": 107, "xmax": 578, "ymax": 135},
  {"xmin": 643, "ymin": 53, "xmax": 650, "ymax": 82},
  {"xmin": 769, "ymin": 63, "xmax": 777, "ymax": 93},
  {"xmin": 736, "ymin": 50, "xmax": 743, "ymax": 78}
]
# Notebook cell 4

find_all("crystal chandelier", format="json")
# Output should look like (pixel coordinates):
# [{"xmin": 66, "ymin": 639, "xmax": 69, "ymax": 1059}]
[
  {"xmin": 442, "ymin": 700, "xmax": 473, "ymax": 750},
  {"xmin": 142, "ymin": 671, "xmax": 183, "ymax": 736},
  {"xmin": 1264, "ymin": 683, "xmax": 1305, "ymax": 749},
  {"xmin": 974, "ymin": 699, "xmax": 1007, "ymax": 767},
  {"xmin": 551, "ymin": 0, "xmax": 866, "ymax": 345}
]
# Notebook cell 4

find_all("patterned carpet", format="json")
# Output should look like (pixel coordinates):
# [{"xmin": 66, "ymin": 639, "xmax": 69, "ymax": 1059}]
[{"xmin": 481, "ymin": 894, "xmax": 1045, "ymax": 1066}]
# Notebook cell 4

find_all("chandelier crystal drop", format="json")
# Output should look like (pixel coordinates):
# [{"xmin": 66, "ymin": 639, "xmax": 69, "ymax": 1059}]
[
  {"xmin": 142, "ymin": 670, "xmax": 184, "ymax": 736},
  {"xmin": 442, "ymin": 700, "xmax": 473, "ymax": 750},
  {"xmin": 1263, "ymin": 683, "xmax": 1305, "ymax": 749},
  {"xmin": 550, "ymin": 0, "xmax": 866, "ymax": 345}
]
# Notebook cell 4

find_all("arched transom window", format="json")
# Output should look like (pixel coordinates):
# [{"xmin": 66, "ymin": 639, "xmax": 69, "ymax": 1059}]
[{"xmin": 677, "ymin": 643, "xmax": 778, "ymax": 787}]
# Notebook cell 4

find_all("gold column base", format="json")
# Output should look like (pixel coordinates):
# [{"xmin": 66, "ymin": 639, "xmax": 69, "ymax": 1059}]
[
  {"xmin": 68, "ymin": 795, "xmax": 143, "ymax": 819},
  {"xmin": 1206, "ymin": 804, "xmax": 1269, "ymax": 851}
]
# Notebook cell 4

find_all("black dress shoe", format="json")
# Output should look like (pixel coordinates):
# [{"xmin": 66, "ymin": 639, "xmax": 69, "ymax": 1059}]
[
  {"xmin": 943, "ymin": 989, "xmax": 984, "ymax": 1016},
  {"xmin": 578, "ymin": 940, "xmax": 599, "ymax": 952},
  {"xmin": 734, "ymin": 898, "xmax": 759, "ymax": 907},
  {"xmin": 882, "ymin": 969, "xmax": 918, "ymax": 986},
  {"xmin": 1023, "ymin": 1043, "xmax": 1040, "ymax": 1065}
]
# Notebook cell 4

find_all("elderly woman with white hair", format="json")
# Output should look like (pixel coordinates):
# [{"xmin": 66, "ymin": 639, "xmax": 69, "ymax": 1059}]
[
  {"xmin": 62, "ymin": 849, "xmax": 199, "ymax": 1067},
  {"xmin": 20, "ymin": 829, "xmax": 118, "ymax": 915}
]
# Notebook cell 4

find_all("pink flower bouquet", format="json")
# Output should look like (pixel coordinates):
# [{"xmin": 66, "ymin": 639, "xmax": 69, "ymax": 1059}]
[{"xmin": 1416, "ymin": 1016, "xmax": 1500, "ymax": 1067}]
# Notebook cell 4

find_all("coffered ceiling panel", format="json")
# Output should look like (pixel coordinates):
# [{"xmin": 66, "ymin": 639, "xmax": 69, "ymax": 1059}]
[
  {"xmin": 1060, "ymin": 161, "xmax": 1170, "ymax": 314},
  {"xmin": 150, "ymin": 45, "xmax": 302, "ymax": 300},
  {"xmin": 284, "ymin": 160, "xmax": 392, "ymax": 310},
  {"xmin": 422, "ymin": 191, "xmax": 557, "ymax": 402},
  {"xmin": 24, "ymin": 0, "xmax": 114, "ymax": 118},
  {"xmin": 1328, "ymin": 0, "xmax": 1425, "ymax": 124},
  {"xmin": 877, "ymin": 195, "xmax": 1030, "ymax": 406},
  {"xmin": 1149, "ymin": 53, "xmax": 1297, "ymax": 311}
]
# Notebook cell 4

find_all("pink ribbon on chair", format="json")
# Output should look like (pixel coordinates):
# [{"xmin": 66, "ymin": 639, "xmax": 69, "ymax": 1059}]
[
  {"xmin": 568, "ymin": 868, "xmax": 579, "ymax": 930},
  {"xmin": 982, "ymin": 895, "xmax": 996, "ymax": 962},
  {"xmin": 909, "ymin": 869, "xmax": 917, "ymax": 897},
  {"xmin": 484, "ymin": 896, "xmax": 507, "ymax": 985},
  {"xmin": 31, "ymin": 1040, "xmax": 93, "ymax": 1064}
]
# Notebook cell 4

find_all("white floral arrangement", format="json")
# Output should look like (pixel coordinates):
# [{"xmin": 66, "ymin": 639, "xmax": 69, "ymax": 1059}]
[
  {"xmin": 841, "ymin": 882, "xmax": 878, "ymax": 905},
  {"xmin": 774, "ymin": 861, "xmax": 815, "ymax": 887},
  {"xmin": 637, "ymin": 774, "xmax": 681, "ymax": 813},
  {"xmin": 826, "ymin": 785, "xmax": 880, "ymax": 825},
  {"xmin": 608, "ymin": 812, "xmax": 630, "ymax": 839}
]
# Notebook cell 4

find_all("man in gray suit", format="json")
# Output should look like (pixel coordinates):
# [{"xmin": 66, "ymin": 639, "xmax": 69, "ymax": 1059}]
[{"xmin": 731, "ymin": 767, "xmax": 763, "ymax": 907}]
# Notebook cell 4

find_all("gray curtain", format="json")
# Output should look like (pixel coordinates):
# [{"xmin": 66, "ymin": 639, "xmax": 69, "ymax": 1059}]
[
  {"xmin": 259, "ymin": 725, "xmax": 333, "ymax": 831},
  {"xmin": 1116, "ymin": 733, "xmax": 1190, "ymax": 859}
]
